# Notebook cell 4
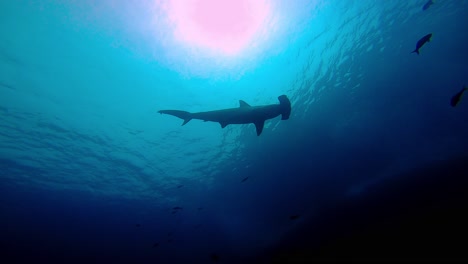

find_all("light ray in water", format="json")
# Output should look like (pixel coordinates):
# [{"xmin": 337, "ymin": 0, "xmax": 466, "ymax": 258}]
[{"xmin": 165, "ymin": 0, "xmax": 271, "ymax": 56}]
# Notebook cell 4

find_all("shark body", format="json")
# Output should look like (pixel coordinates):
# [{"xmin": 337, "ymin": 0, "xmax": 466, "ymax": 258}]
[{"xmin": 158, "ymin": 95, "xmax": 291, "ymax": 136}]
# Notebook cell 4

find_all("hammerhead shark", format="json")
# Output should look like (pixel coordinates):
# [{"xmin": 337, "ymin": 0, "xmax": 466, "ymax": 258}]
[{"xmin": 158, "ymin": 95, "xmax": 291, "ymax": 136}]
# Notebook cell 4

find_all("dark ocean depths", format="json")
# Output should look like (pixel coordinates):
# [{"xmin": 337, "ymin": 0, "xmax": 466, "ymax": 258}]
[{"xmin": 1, "ymin": 0, "xmax": 467, "ymax": 263}]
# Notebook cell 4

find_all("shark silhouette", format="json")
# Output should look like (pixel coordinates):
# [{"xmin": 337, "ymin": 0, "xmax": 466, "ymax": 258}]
[{"xmin": 158, "ymin": 95, "xmax": 291, "ymax": 136}]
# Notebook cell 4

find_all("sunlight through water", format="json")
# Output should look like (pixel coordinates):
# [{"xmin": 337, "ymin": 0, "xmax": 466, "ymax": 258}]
[{"xmin": 164, "ymin": 0, "xmax": 271, "ymax": 56}]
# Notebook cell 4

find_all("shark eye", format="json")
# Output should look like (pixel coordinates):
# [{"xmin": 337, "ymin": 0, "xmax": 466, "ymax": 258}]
[{"xmin": 166, "ymin": 0, "xmax": 270, "ymax": 55}]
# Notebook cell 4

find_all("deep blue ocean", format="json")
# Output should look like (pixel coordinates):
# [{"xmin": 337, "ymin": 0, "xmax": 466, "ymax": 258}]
[{"xmin": 1, "ymin": 0, "xmax": 468, "ymax": 263}]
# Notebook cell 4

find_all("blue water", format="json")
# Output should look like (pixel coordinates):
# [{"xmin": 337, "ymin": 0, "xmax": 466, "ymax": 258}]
[{"xmin": 1, "ymin": 0, "xmax": 467, "ymax": 263}]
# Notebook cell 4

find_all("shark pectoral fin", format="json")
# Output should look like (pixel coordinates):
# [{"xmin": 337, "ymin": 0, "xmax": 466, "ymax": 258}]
[
  {"xmin": 220, "ymin": 122, "xmax": 228, "ymax": 128},
  {"xmin": 254, "ymin": 122, "xmax": 265, "ymax": 136},
  {"xmin": 239, "ymin": 100, "xmax": 251, "ymax": 107},
  {"xmin": 182, "ymin": 118, "xmax": 192, "ymax": 126}
]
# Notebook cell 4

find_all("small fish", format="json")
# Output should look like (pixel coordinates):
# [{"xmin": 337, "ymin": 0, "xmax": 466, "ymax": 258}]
[
  {"xmin": 172, "ymin": 207, "xmax": 182, "ymax": 214},
  {"xmin": 153, "ymin": 242, "xmax": 159, "ymax": 248},
  {"xmin": 241, "ymin": 177, "xmax": 249, "ymax": 183},
  {"xmin": 210, "ymin": 253, "xmax": 220, "ymax": 262},
  {"xmin": 411, "ymin": 33, "xmax": 432, "ymax": 55},
  {"xmin": 450, "ymin": 86, "xmax": 467, "ymax": 107},
  {"xmin": 289, "ymin": 215, "xmax": 300, "ymax": 220},
  {"xmin": 177, "ymin": 185, "xmax": 184, "ymax": 188},
  {"xmin": 422, "ymin": 0, "xmax": 434, "ymax": 11},
  {"xmin": 197, "ymin": 207, "xmax": 203, "ymax": 211},
  {"xmin": 135, "ymin": 224, "xmax": 141, "ymax": 227}
]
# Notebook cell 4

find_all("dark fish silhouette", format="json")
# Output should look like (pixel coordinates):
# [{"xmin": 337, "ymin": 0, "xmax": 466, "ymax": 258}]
[
  {"xmin": 422, "ymin": 0, "xmax": 434, "ymax": 11},
  {"xmin": 172, "ymin": 207, "xmax": 182, "ymax": 214},
  {"xmin": 211, "ymin": 253, "xmax": 220, "ymax": 262},
  {"xmin": 153, "ymin": 242, "xmax": 159, "ymax": 248},
  {"xmin": 241, "ymin": 177, "xmax": 249, "ymax": 183},
  {"xmin": 197, "ymin": 207, "xmax": 203, "ymax": 211},
  {"xmin": 289, "ymin": 215, "xmax": 300, "ymax": 220},
  {"xmin": 135, "ymin": 224, "xmax": 141, "ymax": 227},
  {"xmin": 411, "ymin": 33, "xmax": 432, "ymax": 55},
  {"xmin": 451, "ymin": 86, "xmax": 467, "ymax": 107},
  {"xmin": 177, "ymin": 185, "xmax": 184, "ymax": 188}
]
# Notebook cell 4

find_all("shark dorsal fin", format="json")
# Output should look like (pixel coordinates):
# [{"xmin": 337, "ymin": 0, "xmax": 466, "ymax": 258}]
[
  {"xmin": 254, "ymin": 121, "xmax": 264, "ymax": 136},
  {"xmin": 239, "ymin": 100, "xmax": 250, "ymax": 108},
  {"xmin": 220, "ymin": 122, "xmax": 228, "ymax": 128}
]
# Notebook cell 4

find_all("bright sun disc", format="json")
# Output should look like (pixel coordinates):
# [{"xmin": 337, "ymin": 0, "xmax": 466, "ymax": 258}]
[{"xmin": 166, "ymin": 0, "xmax": 270, "ymax": 55}]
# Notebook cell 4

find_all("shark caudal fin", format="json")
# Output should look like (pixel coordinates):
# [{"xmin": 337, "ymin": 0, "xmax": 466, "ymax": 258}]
[
  {"xmin": 278, "ymin": 95, "xmax": 291, "ymax": 120},
  {"xmin": 158, "ymin": 110, "xmax": 192, "ymax": 125}
]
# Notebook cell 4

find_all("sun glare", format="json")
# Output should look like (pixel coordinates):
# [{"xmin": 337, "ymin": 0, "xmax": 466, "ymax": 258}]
[{"xmin": 166, "ymin": 0, "xmax": 270, "ymax": 55}]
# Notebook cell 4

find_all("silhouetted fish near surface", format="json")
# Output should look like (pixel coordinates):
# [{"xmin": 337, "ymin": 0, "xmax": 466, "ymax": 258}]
[
  {"xmin": 411, "ymin": 33, "xmax": 432, "ymax": 55},
  {"xmin": 422, "ymin": 0, "xmax": 434, "ymax": 11},
  {"xmin": 241, "ymin": 177, "xmax": 249, "ymax": 183},
  {"xmin": 289, "ymin": 215, "xmax": 300, "ymax": 220},
  {"xmin": 451, "ymin": 86, "xmax": 467, "ymax": 107}
]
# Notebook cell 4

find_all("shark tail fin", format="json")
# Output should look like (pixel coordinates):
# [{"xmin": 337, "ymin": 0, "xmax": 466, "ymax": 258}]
[
  {"xmin": 278, "ymin": 95, "xmax": 291, "ymax": 120},
  {"xmin": 411, "ymin": 50, "xmax": 419, "ymax": 55},
  {"xmin": 158, "ymin": 110, "xmax": 192, "ymax": 125}
]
